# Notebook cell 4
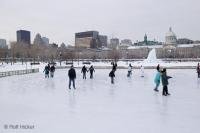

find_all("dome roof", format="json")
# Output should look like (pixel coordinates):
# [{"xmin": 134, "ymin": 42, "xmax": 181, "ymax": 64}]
[{"xmin": 166, "ymin": 27, "xmax": 176, "ymax": 37}]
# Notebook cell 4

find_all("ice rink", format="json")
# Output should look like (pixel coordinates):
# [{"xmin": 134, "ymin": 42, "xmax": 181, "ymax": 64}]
[{"xmin": 0, "ymin": 68, "xmax": 200, "ymax": 133}]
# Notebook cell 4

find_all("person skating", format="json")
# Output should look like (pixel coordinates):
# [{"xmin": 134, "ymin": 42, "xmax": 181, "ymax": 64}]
[
  {"xmin": 154, "ymin": 65, "xmax": 161, "ymax": 92},
  {"xmin": 156, "ymin": 64, "xmax": 160, "ymax": 71},
  {"xmin": 127, "ymin": 63, "xmax": 133, "ymax": 77},
  {"xmin": 161, "ymin": 68, "xmax": 172, "ymax": 96},
  {"xmin": 109, "ymin": 69, "xmax": 115, "ymax": 84},
  {"xmin": 50, "ymin": 65, "xmax": 55, "ymax": 78},
  {"xmin": 197, "ymin": 63, "xmax": 200, "ymax": 78},
  {"xmin": 89, "ymin": 65, "xmax": 95, "ymax": 79},
  {"xmin": 43, "ymin": 65, "xmax": 50, "ymax": 78},
  {"xmin": 140, "ymin": 65, "xmax": 144, "ymax": 77},
  {"xmin": 68, "ymin": 65, "xmax": 76, "ymax": 89},
  {"xmin": 112, "ymin": 62, "xmax": 117, "ymax": 72},
  {"xmin": 47, "ymin": 63, "xmax": 50, "ymax": 71},
  {"xmin": 81, "ymin": 65, "xmax": 88, "ymax": 79}
]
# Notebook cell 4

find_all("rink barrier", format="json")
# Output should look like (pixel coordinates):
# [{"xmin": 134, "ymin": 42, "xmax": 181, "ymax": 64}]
[{"xmin": 0, "ymin": 68, "xmax": 39, "ymax": 78}]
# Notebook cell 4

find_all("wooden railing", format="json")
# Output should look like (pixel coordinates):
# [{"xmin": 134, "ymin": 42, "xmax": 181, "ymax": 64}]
[{"xmin": 0, "ymin": 68, "xmax": 39, "ymax": 78}]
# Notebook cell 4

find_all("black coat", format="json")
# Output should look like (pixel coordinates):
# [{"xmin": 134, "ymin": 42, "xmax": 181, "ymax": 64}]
[
  {"xmin": 89, "ymin": 67, "xmax": 95, "ymax": 73},
  {"xmin": 50, "ymin": 66, "xmax": 55, "ymax": 72},
  {"xmin": 44, "ymin": 66, "xmax": 49, "ymax": 74},
  {"xmin": 112, "ymin": 64, "xmax": 117, "ymax": 71},
  {"xmin": 156, "ymin": 65, "xmax": 160, "ymax": 71},
  {"xmin": 81, "ymin": 66, "xmax": 87, "ymax": 73},
  {"xmin": 68, "ymin": 68, "xmax": 76, "ymax": 79},
  {"xmin": 197, "ymin": 66, "xmax": 200, "ymax": 73},
  {"xmin": 109, "ymin": 71, "xmax": 115, "ymax": 77},
  {"xmin": 161, "ymin": 72, "xmax": 172, "ymax": 86}
]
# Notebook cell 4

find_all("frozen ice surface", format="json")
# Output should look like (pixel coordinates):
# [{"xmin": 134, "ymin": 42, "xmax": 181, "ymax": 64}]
[{"xmin": 0, "ymin": 69, "xmax": 200, "ymax": 133}]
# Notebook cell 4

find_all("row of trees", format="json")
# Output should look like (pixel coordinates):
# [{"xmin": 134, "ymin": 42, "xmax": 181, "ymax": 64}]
[
  {"xmin": 1, "ymin": 43, "xmax": 200, "ymax": 64},
  {"xmin": 10, "ymin": 42, "xmax": 58, "ymax": 62}
]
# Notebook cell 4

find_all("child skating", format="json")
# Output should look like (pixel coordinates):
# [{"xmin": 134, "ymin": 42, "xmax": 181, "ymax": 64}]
[{"xmin": 161, "ymin": 68, "xmax": 172, "ymax": 96}]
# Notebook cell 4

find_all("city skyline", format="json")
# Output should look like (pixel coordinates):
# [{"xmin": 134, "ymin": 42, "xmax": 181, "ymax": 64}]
[{"xmin": 0, "ymin": 0, "xmax": 200, "ymax": 45}]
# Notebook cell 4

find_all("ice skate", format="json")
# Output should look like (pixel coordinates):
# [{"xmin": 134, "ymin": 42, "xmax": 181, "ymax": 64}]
[{"xmin": 154, "ymin": 88, "xmax": 159, "ymax": 92}]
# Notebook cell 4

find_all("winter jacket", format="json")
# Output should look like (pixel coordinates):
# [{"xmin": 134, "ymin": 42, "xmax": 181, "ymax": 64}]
[
  {"xmin": 50, "ymin": 66, "xmax": 55, "ymax": 72},
  {"xmin": 112, "ymin": 63, "xmax": 117, "ymax": 71},
  {"xmin": 161, "ymin": 72, "xmax": 172, "ymax": 86},
  {"xmin": 128, "ymin": 66, "xmax": 132, "ymax": 72},
  {"xmin": 44, "ymin": 66, "xmax": 49, "ymax": 74},
  {"xmin": 156, "ymin": 65, "xmax": 160, "ymax": 71},
  {"xmin": 197, "ymin": 66, "xmax": 200, "ymax": 73},
  {"xmin": 109, "ymin": 71, "xmax": 115, "ymax": 77},
  {"xmin": 154, "ymin": 71, "xmax": 161, "ymax": 85},
  {"xmin": 89, "ymin": 67, "xmax": 95, "ymax": 73},
  {"xmin": 68, "ymin": 68, "xmax": 76, "ymax": 79},
  {"xmin": 81, "ymin": 66, "xmax": 87, "ymax": 73}
]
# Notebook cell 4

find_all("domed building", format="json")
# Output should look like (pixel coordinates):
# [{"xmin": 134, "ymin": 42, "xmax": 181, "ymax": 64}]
[{"xmin": 165, "ymin": 27, "xmax": 177, "ymax": 45}]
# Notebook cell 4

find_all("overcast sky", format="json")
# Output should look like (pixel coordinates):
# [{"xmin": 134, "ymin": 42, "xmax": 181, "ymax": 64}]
[{"xmin": 0, "ymin": 0, "xmax": 200, "ymax": 45}]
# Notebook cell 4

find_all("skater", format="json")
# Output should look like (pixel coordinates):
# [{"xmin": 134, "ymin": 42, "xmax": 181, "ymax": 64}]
[
  {"xmin": 43, "ymin": 65, "xmax": 50, "ymax": 78},
  {"xmin": 112, "ymin": 62, "xmax": 117, "ymax": 72},
  {"xmin": 127, "ymin": 63, "xmax": 133, "ymax": 77},
  {"xmin": 81, "ymin": 65, "xmax": 88, "ymax": 79},
  {"xmin": 47, "ymin": 64, "xmax": 50, "ymax": 71},
  {"xmin": 68, "ymin": 65, "xmax": 76, "ymax": 89},
  {"xmin": 154, "ymin": 65, "xmax": 161, "ymax": 92},
  {"xmin": 89, "ymin": 65, "xmax": 95, "ymax": 79},
  {"xmin": 156, "ymin": 64, "xmax": 160, "ymax": 71},
  {"xmin": 140, "ymin": 65, "xmax": 144, "ymax": 77},
  {"xmin": 197, "ymin": 63, "xmax": 200, "ymax": 78},
  {"xmin": 161, "ymin": 68, "xmax": 172, "ymax": 96},
  {"xmin": 50, "ymin": 65, "xmax": 55, "ymax": 78},
  {"xmin": 109, "ymin": 69, "xmax": 115, "ymax": 84}
]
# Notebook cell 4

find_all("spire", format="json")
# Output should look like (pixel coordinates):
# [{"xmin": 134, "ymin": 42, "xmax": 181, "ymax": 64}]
[
  {"xmin": 169, "ymin": 27, "xmax": 172, "ymax": 32},
  {"xmin": 144, "ymin": 33, "xmax": 148, "ymax": 45}
]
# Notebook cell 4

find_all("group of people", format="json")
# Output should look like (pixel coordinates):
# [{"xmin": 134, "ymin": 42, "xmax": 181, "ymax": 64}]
[
  {"xmin": 81, "ymin": 65, "xmax": 95, "ymax": 79},
  {"xmin": 153, "ymin": 63, "xmax": 200, "ymax": 96},
  {"xmin": 127, "ymin": 64, "xmax": 144, "ymax": 78},
  {"xmin": 44, "ymin": 62, "xmax": 200, "ymax": 96},
  {"xmin": 68, "ymin": 65, "xmax": 95, "ymax": 89},
  {"xmin": 43, "ymin": 64, "xmax": 56, "ymax": 78},
  {"xmin": 154, "ymin": 64, "xmax": 172, "ymax": 96}
]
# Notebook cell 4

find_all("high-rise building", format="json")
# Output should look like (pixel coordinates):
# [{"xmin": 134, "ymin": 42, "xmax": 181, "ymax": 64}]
[
  {"xmin": 75, "ymin": 31, "xmax": 99, "ymax": 48},
  {"xmin": 110, "ymin": 38, "xmax": 120, "ymax": 48},
  {"xmin": 99, "ymin": 35, "xmax": 108, "ymax": 47},
  {"xmin": 42, "ymin": 37, "xmax": 49, "ymax": 45},
  {"xmin": 0, "ymin": 39, "xmax": 7, "ymax": 48},
  {"xmin": 17, "ymin": 30, "xmax": 31, "ymax": 44},
  {"xmin": 33, "ymin": 33, "xmax": 49, "ymax": 46},
  {"xmin": 33, "ymin": 33, "xmax": 43, "ymax": 45}
]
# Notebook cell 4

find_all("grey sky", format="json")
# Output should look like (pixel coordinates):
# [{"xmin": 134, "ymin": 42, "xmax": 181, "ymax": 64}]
[{"xmin": 0, "ymin": 0, "xmax": 200, "ymax": 45}]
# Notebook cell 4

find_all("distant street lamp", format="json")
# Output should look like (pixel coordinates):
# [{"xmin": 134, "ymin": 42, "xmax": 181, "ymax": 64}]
[
  {"xmin": 26, "ymin": 58, "xmax": 27, "ymax": 73},
  {"xmin": 126, "ymin": 50, "xmax": 128, "ymax": 65},
  {"xmin": 78, "ymin": 50, "xmax": 79, "ymax": 66},
  {"xmin": 59, "ymin": 51, "xmax": 62, "ymax": 66}
]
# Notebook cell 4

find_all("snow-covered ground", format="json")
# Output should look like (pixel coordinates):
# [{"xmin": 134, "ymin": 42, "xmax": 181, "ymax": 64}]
[
  {"xmin": 0, "ymin": 61, "xmax": 199, "ymax": 73},
  {"xmin": 0, "ymin": 69, "xmax": 200, "ymax": 133},
  {"xmin": 0, "ymin": 62, "xmax": 46, "ymax": 72}
]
